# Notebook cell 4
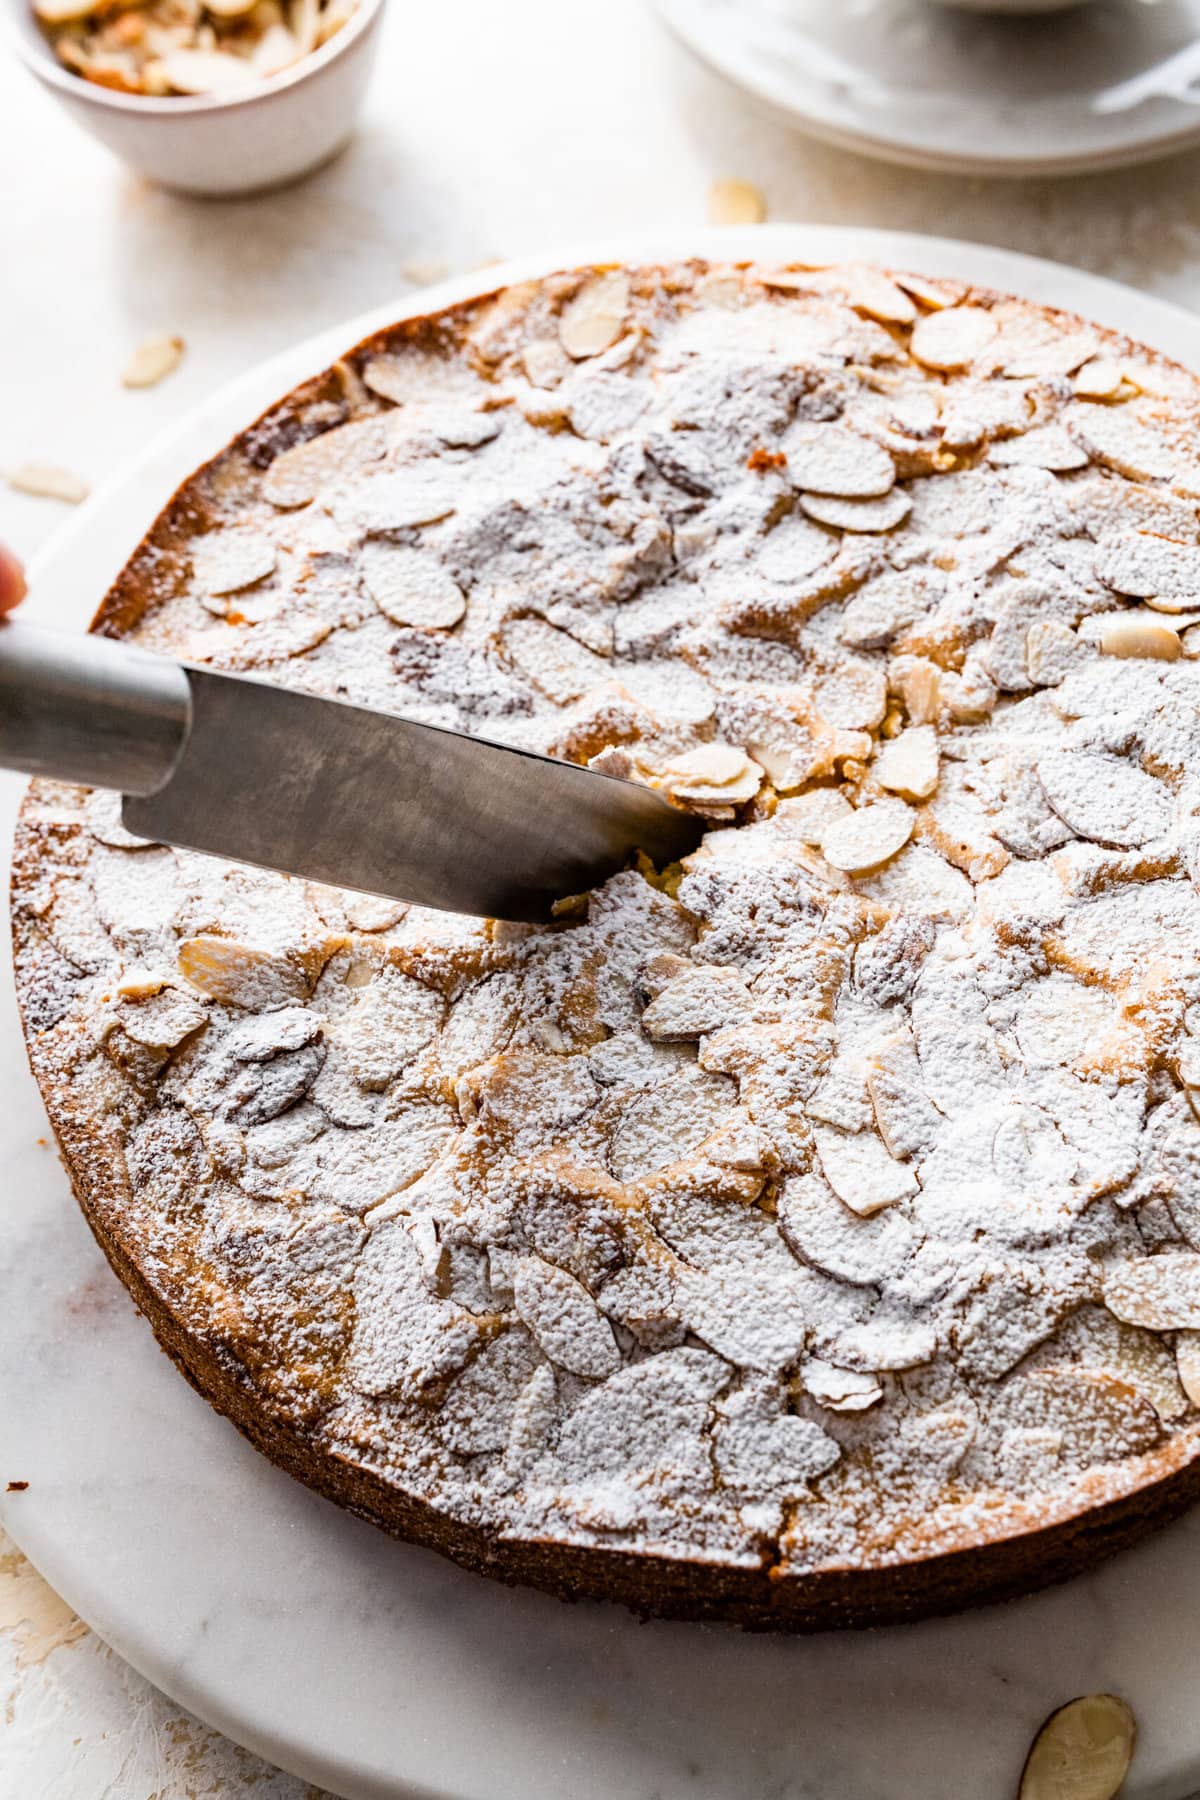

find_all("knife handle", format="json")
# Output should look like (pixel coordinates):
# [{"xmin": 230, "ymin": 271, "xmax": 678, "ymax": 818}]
[{"xmin": 0, "ymin": 620, "xmax": 190, "ymax": 796}]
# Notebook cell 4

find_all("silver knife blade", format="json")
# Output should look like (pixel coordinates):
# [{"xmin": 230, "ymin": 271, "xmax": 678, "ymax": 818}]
[{"xmin": 122, "ymin": 665, "xmax": 703, "ymax": 923}]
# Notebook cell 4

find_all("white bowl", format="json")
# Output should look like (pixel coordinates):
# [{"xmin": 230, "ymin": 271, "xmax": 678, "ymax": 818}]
[{"xmin": 2, "ymin": 0, "xmax": 386, "ymax": 196}]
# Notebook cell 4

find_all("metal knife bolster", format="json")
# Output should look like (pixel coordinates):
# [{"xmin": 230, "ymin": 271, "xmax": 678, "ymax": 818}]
[{"xmin": 0, "ymin": 621, "xmax": 702, "ymax": 922}]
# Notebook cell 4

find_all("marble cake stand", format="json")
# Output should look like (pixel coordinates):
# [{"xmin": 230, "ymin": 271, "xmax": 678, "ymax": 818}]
[{"xmin": 5, "ymin": 228, "xmax": 1200, "ymax": 1800}]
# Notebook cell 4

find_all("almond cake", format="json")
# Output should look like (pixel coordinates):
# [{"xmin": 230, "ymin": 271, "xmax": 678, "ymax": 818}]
[{"xmin": 12, "ymin": 261, "xmax": 1200, "ymax": 1628}]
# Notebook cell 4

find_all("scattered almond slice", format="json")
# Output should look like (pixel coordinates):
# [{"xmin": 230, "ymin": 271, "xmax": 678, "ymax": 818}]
[
  {"xmin": 252, "ymin": 22, "xmax": 300, "ymax": 74},
  {"xmin": 521, "ymin": 339, "xmax": 571, "ymax": 389},
  {"xmin": 1105, "ymin": 1255, "xmax": 1200, "ymax": 1330},
  {"xmin": 263, "ymin": 416, "xmax": 387, "ymax": 508},
  {"xmin": 1025, "ymin": 620, "xmax": 1082, "ymax": 687},
  {"xmin": 1095, "ymin": 531, "xmax": 1200, "ymax": 610},
  {"xmin": 989, "ymin": 426, "xmax": 1089, "ymax": 473},
  {"xmin": 7, "ymin": 462, "xmax": 89, "ymax": 504},
  {"xmin": 802, "ymin": 1359, "xmax": 883, "ymax": 1412},
  {"xmin": 1073, "ymin": 359, "xmax": 1126, "ymax": 400},
  {"xmin": 1071, "ymin": 406, "xmax": 1176, "ymax": 481},
  {"xmin": 1176, "ymin": 1332, "xmax": 1200, "ymax": 1407},
  {"xmin": 33, "ymin": 0, "xmax": 92, "ymax": 17},
  {"xmin": 662, "ymin": 743, "xmax": 763, "ymax": 805},
  {"xmin": 159, "ymin": 47, "xmax": 259, "ymax": 92},
  {"xmin": 641, "ymin": 964, "xmax": 753, "ymax": 1042},
  {"xmin": 512, "ymin": 1255, "xmax": 620, "ymax": 1379},
  {"xmin": 360, "ymin": 541, "xmax": 465, "ymax": 630},
  {"xmin": 894, "ymin": 271, "xmax": 964, "ymax": 310},
  {"xmin": 774, "ymin": 789, "xmax": 853, "ymax": 844},
  {"xmin": 499, "ymin": 617, "xmax": 607, "ymax": 705},
  {"xmin": 559, "ymin": 271, "xmax": 630, "ymax": 361},
  {"xmin": 874, "ymin": 725, "xmax": 938, "ymax": 801},
  {"xmin": 815, "ymin": 660, "xmax": 887, "ymax": 731},
  {"xmin": 193, "ymin": 530, "xmax": 276, "ymax": 596},
  {"xmin": 1037, "ymin": 748, "xmax": 1172, "ymax": 848},
  {"xmin": 785, "ymin": 423, "xmax": 896, "ymax": 498},
  {"xmin": 821, "ymin": 799, "xmax": 915, "ymax": 876},
  {"xmin": 708, "ymin": 178, "xmax": 766, "ymax": 225},
  {"xmin": 814, "ymin": 1125, "xmax": 918, "ymax": 1216},
  {"xmin": 122, "ymin": 333, "xmax": 185, "ymax": 390},
  {"xmin": 204, "ymin": 0, "xmax": 259, "ymax": 16},
  {"xmin": 1018, "ymin": 1694, "xmax": 1136, "ymax": 1800},
  {"xmin": 178, "ymin": 935, "xmax": 307, "ymax": 1009},
  {"xmin": 909, "ymin": 306, "xmax": 997, "ymax": 371},
  {"xmin": 1097, "ymin": 614, "xmax": 1181, "ymax": 661},
  {"xmin": 800, "ymin": 490, "xmax": 912, "ymax": 533}
]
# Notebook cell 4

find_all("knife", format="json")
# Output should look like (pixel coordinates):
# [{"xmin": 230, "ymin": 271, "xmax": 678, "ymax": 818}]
[{"xmin": 0, "ymin": 621, "xmax": 703, "ymax": 923}]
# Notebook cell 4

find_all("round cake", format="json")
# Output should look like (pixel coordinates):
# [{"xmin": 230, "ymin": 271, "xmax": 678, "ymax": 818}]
[{"xmin": 13, "ymin": 260, "xmax": 1200, "ymax": 1629}]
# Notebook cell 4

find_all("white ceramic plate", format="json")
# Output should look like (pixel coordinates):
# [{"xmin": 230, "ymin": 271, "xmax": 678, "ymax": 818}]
[
  {"xmin": 656, "ymin": 0, "xmax": 1200, "ymax": 177},
  {"xmin": 6, "ymin": 228, "xmax": 1200, "ymax": 1800}
]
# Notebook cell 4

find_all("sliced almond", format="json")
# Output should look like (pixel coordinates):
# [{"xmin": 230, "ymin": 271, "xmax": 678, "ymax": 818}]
[
  {"xmin": 874, "ymin": 726, "xmax": 938, "ymax": 802},
  {"xmin": 512, "ymin": 1255, "xmax": 620, "ymax": 1380},
  {"xmin": 1071, "ymin": 406, "xmax": 1176, "ymax": 481},
  {"xmin": 252, "ymin": 22, "xmax": 300, "ymax": 74},
  {"xmin": 204, "ymin": 0, "xmax": 260, "ymax": 16},
  {"xmin": 838, "ymin": 265, "xmax": 917, "ymax": 326},
  {"xmin": 33, "ymin": 0, "xmax": 93, "ymax": 17},
  {"xmin": 815, "ymin": 660, "xmax": 888, "ymax": 732},
  {"xmin": 122, "ymin": 333, "xmax": 185, "ymax": 390},
  {"xmin": 178, "ymin": 935, "xmax": 307, "ymax": 1008},
  {"xmin": 800, "ymin": 489, "xmax": 911, "ymax": 533},
  {"xmin": 1176, "ymin": 1331, "xmax": 1200, "ymax": 1407},
  {"xmin": 360, "ymin": 541, "xmax": 465, "ymax": 630},
  {"xmin": 1073, "ymin": 359, "xmax": 1126, "ymax": 400},
  {"xmin": 160, "ymin": 47, "xmax": 259, "ymax": 92},
  {"xmin": 1098, "ymin": 614, "xmax": 1181, "ymax": 661},
  {"xmin": 263, "ymin": 416, "xmax": 387, "ymax": 508},
  {"xmin": 989, "ymin": 426, "xmax": 1089, "ymax": 473},
  {"xmin": 785, "ymin": 423, "xmax": 896, "ymax": 499},
  {"xmin": 1018, "ymin": 1694, "xmax": 1136, "ymax": 1800},
  {"xmin": 1037, "ymin": 748, "xmax": 1171, "ymax": 848},
  {"xmin": 641, "ymin": 964, "xmax": 752, "ymax": 1042},
  {"xmin": 559, "ymin": 271, "xmax": 630, "ymax": 361},
  {"xmin": 890, "ymin": 654, "xmax": 943, "ymax": 726},
  {"xmin": 1025, "ymin": 620, "xmax": 1082, "ymax": 688},
  {"xmin": 774, "ymin": 789, "xmax": 853, "ymax": 844},
  {"xmin": 707, "ymin": 178, "xmax": 766, "ymax": 226},
  {"xmin": 894, "ymin": 271, "xmax": 964, "ymax": 311},
  {"xmin": 821, "ymin": 799, "xmax": 915, "ymax": 876},
  {"xmin": 7, "ymin": 462, "xmax": 89, "ymax": 504},
  {"xmin": 813, "ymin": 1125, "xmax": 918, "ymax": 1216},
  {"xmin": 193, "ymin": 530, "xmax": 276, "ymax": 596},
  {"xmin": 801, "ymin": 1359, "xmax": 883, "ymax": 1412},
  {"xmin": 1105, "ymin": 1254, "xmax": 1200, "ymax": 1330},
  {"xmin": 499, "ymin": 616, "xmax": 607, "ymax": 705},
  {"xmin": 1095, "ymin": 531, "xmax": 1200, "ymax": 610},
  {"xmin": 909, "ymin": 306, "xmax": 997, "ymax": 371},
  {"xmin": 662, "ymin": 743, "xmax": 763, "ymax": 805},
  {"xmin": 521, "ymin": 339, "xmax": 571, "ymax": 389}
]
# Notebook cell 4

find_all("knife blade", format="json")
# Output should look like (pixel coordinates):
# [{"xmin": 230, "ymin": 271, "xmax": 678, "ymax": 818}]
[{"xmin": 0, "ymin": 621, "xmax": 703, "ymax": 923}]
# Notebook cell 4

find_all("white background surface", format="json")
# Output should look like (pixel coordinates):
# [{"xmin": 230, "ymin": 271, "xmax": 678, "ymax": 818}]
[{"xmin": 8, "ymin": 4, "xmax": 1200, "ymax": 1796}]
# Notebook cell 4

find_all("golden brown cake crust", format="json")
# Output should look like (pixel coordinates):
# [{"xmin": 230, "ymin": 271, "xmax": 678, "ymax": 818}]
[{"xmin": 13, "ymin": 259, "xmax": 1200, "ymax": 1629}]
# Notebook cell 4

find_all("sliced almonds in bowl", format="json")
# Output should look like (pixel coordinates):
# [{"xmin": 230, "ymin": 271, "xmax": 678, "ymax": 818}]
[{"xmin": 34, "ymin": 0, "xmax": 360, "ymax": 96}]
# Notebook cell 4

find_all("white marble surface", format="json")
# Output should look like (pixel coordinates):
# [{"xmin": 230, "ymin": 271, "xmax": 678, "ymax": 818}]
[{"xmin": 8, "ymin": 4, "xmax": 1200, "ymax": 1794}]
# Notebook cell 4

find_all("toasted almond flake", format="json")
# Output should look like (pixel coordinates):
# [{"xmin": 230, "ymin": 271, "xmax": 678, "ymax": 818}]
[
  {"xmin": 1018, "ymin": 1694, "xmax": 1136, "ymax": 1800},
  {"xmin": 802, "ymin": 1359, "xmax": 883, "ymax": 1412},
  {"xmin": 160, "ymin": 46, "xmax": 259, "ymax": 91},
  {"xmin": 785, "ymin": 423, "xmax": 895, "ymax": 498},
  {"xmin": 707, "ymin": 178, "xmax": 766, "ymax": 226},
  {"xmin": 641, "ymin": 964, "xmax": 752, "ymax": 1042},
  {"xmin": 840, "ymin": 266, "xmax": 916, "ymax": 326},
  {"xmin": 559, "ymin": 271, "xmax": 630, "ymax": 361},
  {"xmin": 115, "ymin": 967, "xmax": 168, "ymax": 1000},
  {"xmin": 1105, "ymin": 1255, "xmax": 1200, "ymax": 1330},
  {"xmin": 204, "ymin": 0, "xmax": 259, "ymax": 16},
  {"xmin": 664, "ymin": 744, "xmax": 763, "ymax": 805},
  {"xmin": 121, "ymin": 333, "xmax": 184, "ymax": 390},
  {"xmin": 513, "ymin": 1255, "xmax": 620, "ymax": 1379},
  {"xmin": 909, "ymin": 306, "xmax": 997, "ymax": 372},
  {"xmin": 874, "ymin": 725, "xmax": 938, "ymax": 801},
  {"xmin": 178, "ymin": 935, "xmax": 307, "ymax": 1009},
  {"xmin": 800, "ymin": 489, "xmax": 912, "ymax": 533},
  {"xmin": 360, "ymin": 541, "xmax": 465, "ymax": 630},
  {"xmin": 894, "ymin": 271, "xmax": 964, "ymax": 310},
  {"xmin": 192, "ymin": 530, "xmax": 276, "ymax": 596},
  {"xmin": 1097, "ymin": 614, "xmax": 1181, "ymax": 661},
  {"xmin": 1176, "ymin": 1332, "xmax": 1200, "ymax": 1407},
  {"xmin": 1025, "ymin": 620, "xmax": 1081, "ymax": 688},
  {"xmin": 775, "ymin": 788, "xmax": 853, "ymax": 845},
  {"xmin": 499, "ymin": 617, "xmax": 607, "ymax": 705},
  {"xmin": 1073, "ymin": 359, "xmax": 1125, "ymax": 400},
  {"xmin": 521, "ymin": 339, "xmax": 571, "ymax": 389},
  {"xmin": 1095, "ymin": 531, "xmax": 1200, "ymax": 609},
  {"xmin": 264, "ymin": 417, "xmax": 387, "ymax": 508},
  {"xmin": 989, "ymin": 426, "xmax": 1089, "ymax": 473},
  {"xmin": 1071, "ymin": 406, "xmax": 1176, "ymax": 481},
  {"xmin": 251, "ymin": 21, "xmax": 299, "ymax": 73},
  {"xmin": 821, "ymin": 799, "xmax": 915, "ymax": 876},
  {"xmin": 814, "ymin": 1125, "xmax": 919, "ymax": 1216},
  {"xmin": 891, "ymin": 655, "xmax": 942, "ymax": 726},
  {"xmin": 7, "ymin": 462, "xmax": 89, "ymax": 504},
  {"xmin": 1037, "ymin": 748, "xmax": 1172, "ymax": 849}
]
